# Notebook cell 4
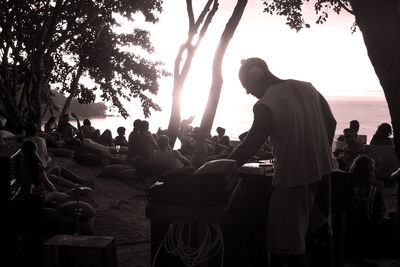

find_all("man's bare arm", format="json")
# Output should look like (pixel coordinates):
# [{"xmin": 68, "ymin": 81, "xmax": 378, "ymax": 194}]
[
  {"xmin": 71, "ymin": 113, "xmax": 85, "ymax": 143},
  {"xmin": 229, "ymin": 105, "xmax": 273, "ymax": 166}
]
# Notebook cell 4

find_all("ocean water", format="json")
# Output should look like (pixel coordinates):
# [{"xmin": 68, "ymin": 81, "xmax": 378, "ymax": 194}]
[
  {"xmin": 326, "ymin": 96, "xmax": 391, "ymax": 143},
  {"xmin": 85, "ymin": 95, "xmax": 391, "ymax": 145}
]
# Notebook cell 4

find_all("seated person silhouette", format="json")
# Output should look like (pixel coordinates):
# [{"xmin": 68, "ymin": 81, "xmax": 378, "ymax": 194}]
[
  {"xmin": 370, "ymin": 123, "xmax": 393, "ymax": 146},
  {"xmin": 334, "ymin": 128, "xmax": 365, "ymax": 171},
  {"xmin": 114, "ymin": 126, "xmax": 128, "ymax": 147},
  {"xmin": 338, "ymin": 120, "xmax": 366, "ymax": 144},
  {"xmin": 150, "ymin": 134, "xmax": 189, "ymax": 169},
  {"xmin": 208, "ymin": 127, "xmax": 231, "ymax": 160}
]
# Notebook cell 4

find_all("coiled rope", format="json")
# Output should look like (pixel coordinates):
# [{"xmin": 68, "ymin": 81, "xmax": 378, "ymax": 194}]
[{"xmin": 152, "ymin": 221, "xmax": 224, "ymax": 267}]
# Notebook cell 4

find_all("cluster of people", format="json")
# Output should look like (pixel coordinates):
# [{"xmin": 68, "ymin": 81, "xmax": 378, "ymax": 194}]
[
  {"xmin": 334, "ymin": 120, "xmax": 394, "ymax": 172},
  {"xmin": 2, "ymin": 55, "xmax": 400, "ymax": 267},
  {"xmin": 1, "ymin": 118, "xmax": 97, "ymax": 266},
  {"xmin": 327, "ymin": 120, "xmax": 399, "ymax": 260}
]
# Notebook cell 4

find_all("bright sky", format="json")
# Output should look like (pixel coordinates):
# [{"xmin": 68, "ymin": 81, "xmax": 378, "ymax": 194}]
[{"xmin": 121, "ymin": 0, "xmax": 383, "ymax": 131}]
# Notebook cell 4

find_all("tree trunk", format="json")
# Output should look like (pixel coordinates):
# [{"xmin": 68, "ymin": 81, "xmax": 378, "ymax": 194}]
[
  {"xmin": 350, "ymin": 0, "xmax": 400, "ymax": 161},
  {"xmin": 167, "ymin": 0, "xmax": 218, "ymax": 148},
  {"xmin": 0, "ymin": 70, "xmax": 24, "ymax": 129},
  {"xmin": 191, "ymin": 0, "xmax": 248, "ymax": 168},
  {"xmin": 58, "ymin": 65, "xmax": 83, "ymax": 126},
  {"xmin": 31, "ymin": 73, "xmax": 45, "ymax": 127},
  {"xmin": 167, "ymin": 47, "xmax": 192, "ymax": 147}
]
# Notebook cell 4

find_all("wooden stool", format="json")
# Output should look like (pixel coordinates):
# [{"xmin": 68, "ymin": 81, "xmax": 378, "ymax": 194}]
[{"xmin": 43, "ymin": 235, "xmax": 117, "ymax": 267}]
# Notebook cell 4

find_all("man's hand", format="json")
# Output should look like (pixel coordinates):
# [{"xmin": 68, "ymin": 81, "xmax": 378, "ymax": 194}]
[{"xmin": 71, "ymin": 113, "xmax": 78, "ymax": 119}]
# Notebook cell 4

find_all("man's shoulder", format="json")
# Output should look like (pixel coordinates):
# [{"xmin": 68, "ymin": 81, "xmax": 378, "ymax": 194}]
[
  {"xmin": 37, "ymin": 136, "xmax": 46, "ymax": 143},
  {"xmin": 221, "ymin": 135, "xmax": 230, "ymax": 142}
]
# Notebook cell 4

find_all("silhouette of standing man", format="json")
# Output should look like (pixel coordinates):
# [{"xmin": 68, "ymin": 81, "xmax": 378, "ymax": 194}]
[{"xmin": 229, "ymin": 57, "xmax": 336, "ymax": 267}]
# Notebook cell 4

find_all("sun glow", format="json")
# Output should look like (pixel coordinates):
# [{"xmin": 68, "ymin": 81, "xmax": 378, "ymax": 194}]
[
  {"xmin": 180, "ymin": 87, "xmax": 207, "ymax": 123},
  {"xmin": 130, "ymin": 0, "xmax": 384, "ymax": 138}
]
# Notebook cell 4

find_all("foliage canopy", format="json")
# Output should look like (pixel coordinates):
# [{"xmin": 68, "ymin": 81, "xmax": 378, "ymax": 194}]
[
  {"xmin": 0, "ymin": 0, "xmax": 168, "ymax": 129},
  {"xmin": 263, "ymin": 0, "xmax": 355, "ymax": 31}
]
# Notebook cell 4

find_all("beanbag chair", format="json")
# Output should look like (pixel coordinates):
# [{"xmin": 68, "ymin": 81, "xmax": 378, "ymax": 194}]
[
  {"xmin": 57, "ymin": 200, "xmax": 96, "ymax": 221},
  {"xmin": 43, "ymin": 191, "xmax": 72, "ymax": 208},
  {"xmin": 191, "ymin": 159, "xmax": 239, "ymax": 193},
  {"xmin": 148, "ymin": 159, "xmax": 239, "ymax": 206},
  {"xmin": 116, "ymin": 168, "xmax": 139, "ymax": 179},
  {"xmin": 193, "ymin": 159, "xmax": 237, "ymax": 175},
  {"xmin": 133, "ymin": 160, "xmax": 172, "ymax": 178},
  {"xmin": 52, "ymin": 148, "xmax": 75, "ymax": 157},
  {"xmin": 74, "ymin": 152, "xmax": 103, "ymax": 166},
  {"xmin": 0, "ymin": 130, "xmax": 15, "ymax": 138},
  {"xmin": 156, "ymin": 166, "xmax": 196, "ymax": 183},
  {"xmin": 97, "ymin": 164, "xmax": 131, "ymax": 177}
]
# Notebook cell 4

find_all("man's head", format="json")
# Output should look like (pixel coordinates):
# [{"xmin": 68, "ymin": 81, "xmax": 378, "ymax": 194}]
[
  {"xmin": 239, "ymin": 57, "xmax": 270, "ymax": 98},
  {"xmin": 216, "ymin": 127, "xmax": 225, "ymax": 136},
  {"xmin": 83, "ymin": 119, "xmax": 91, "ymax": 126},
  {"xmin": 157, "ymin": 134, "xmax": 169, "ymax": 151},
  {"xmin": 117, "ymin": 126, "xmax": 126, "ymax": 136},
  {"xmin": 133, "ymin": 119, "xmax": 141, "ymax": 130},
  {"xmin": 343, "ymin": 128, "xmax": 356, "ymax": 145},
  {"xmin": 139, "ymin": 120, "xmax": 149, "ymax": 133},
  {"xmin": 349, "ymin": 120, "xmax": 359, "ymax": 134},
  {"xmin": 376, "ymin": 123, "xmax": 392, "ymax": 137}
]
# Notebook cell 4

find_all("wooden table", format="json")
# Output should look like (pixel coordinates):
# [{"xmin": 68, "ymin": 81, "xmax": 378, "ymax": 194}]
[{"xmin": 43, "ymin": 234, "xmax": 117, "ymax": 267}]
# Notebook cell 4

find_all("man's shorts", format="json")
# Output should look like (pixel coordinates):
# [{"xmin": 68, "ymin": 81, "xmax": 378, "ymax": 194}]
[{"xmin": 267, "ymin": 176, "xmax": 330, "ymax": 255}]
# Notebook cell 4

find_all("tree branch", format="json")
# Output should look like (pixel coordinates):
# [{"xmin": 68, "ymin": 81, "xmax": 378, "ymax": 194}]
[
  {"xmin": 196, "ymin": 0, "xmax": 219, "ymax": 46},
  {"xmin": 194, "ymin": 0, "xmax": 214, "ymax": 31},
  {"xmin": 38, "ymin": 0, "xmax": 65, "ymax": 56},
  {"xmin": 186, "ymin": 0, "xmax": 195, "ymax": 34},
  {"xmin": 338, "ymin": 0, "xmax": 354, "ymax": 15},
  {"xmin": 46, "ymin": 9, "xmax": 100, "ymax": 56}
]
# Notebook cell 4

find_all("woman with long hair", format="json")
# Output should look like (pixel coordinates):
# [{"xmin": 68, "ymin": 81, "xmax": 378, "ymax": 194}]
[{"xmin": 370, "ymin": 123, "xmax": 393, "ymax": 146}]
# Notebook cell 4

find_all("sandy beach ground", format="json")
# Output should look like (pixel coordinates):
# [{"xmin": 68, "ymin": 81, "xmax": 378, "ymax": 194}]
[
  {"xmin": 49, "ymin": 153, "xmax": 152, "ymax": 267},
  {"xmin": 47, "ymin": 152, "xmax": 400, "ymax": 267}
]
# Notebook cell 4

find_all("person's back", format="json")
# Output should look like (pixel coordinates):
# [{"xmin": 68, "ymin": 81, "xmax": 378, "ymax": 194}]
[
  {"xmin": 81, "ymin": 119, "xmax": 96, "ymax": 139},
  {"xmin": 151, "ymin": 135, "xmax": 187, "ymax": 169},
  {"xmin": 348, "ymin": 182, "xmax": 385, "ymax": 225},
  {"xmin": 257, "ymin": 80, "xmax": 332, "ymax": 187},
  {"xmin": 97, "ymin": 129, "xmax": 114, "ymax": 147},
  {"xmin": 211, "ymin": 127, "xmax": 231, "ymax": 156},
  {"xmin": 24, "ymin": 122, "xmax": 49, "ymax": 167},
  {"xmin": 129, "ymin": 120, "xmax": 158, "ymax": 161},
  {"xmin": 127, "ymin": 119, "xmax": 142, "ymax": 162},
  {"xmin": 57, "ymin": 114, "xmax": 77, "ymax": 140},
  {"xmin": 346, "ymin": 155, "xmax": 386, "ymax": 257},
  {"xmin": 131, "ymin": 133, "xmax": 158, "ymax": 161},
  {"xmin": 347, "ymin": 155, "xmax": 385, "ymax": 224},
  {"xmin": 228, "ymin": 57, "xmax": 337, "ymax": 267}
]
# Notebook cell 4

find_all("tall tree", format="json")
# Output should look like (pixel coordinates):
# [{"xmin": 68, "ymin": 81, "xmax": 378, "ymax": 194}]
[
  {"xmin": 0, "ymin": 0, "xmax": 167, "ymax": 130},
  {"xmin": 262, "ymin": 0, "xmax": 400, "ymax": 160},
  {"xmin": 166, "ymin": 0, "xmax": 219, "ymax": 147},
  {"xmin": 191, "ymin": 0, "xmax": 248, "ymax": 167}
]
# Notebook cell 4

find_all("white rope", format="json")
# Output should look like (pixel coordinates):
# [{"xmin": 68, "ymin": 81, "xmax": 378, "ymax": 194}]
[{"xmin": 152, "ymin": 221, "xmax": 224, "ymax": 267}]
